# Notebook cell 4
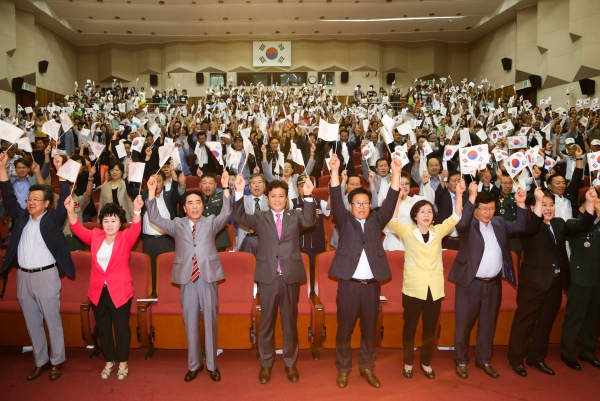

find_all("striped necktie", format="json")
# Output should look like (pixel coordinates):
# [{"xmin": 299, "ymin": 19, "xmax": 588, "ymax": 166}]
[{"xmin": 190, "ymin": 224, "xmax": 200, "ymax": 283}]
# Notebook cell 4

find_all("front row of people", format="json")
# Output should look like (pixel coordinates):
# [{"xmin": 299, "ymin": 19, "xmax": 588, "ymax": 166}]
[{"xmin": 2, "ymin": 151, "xmax": 599, "ymax": 387}]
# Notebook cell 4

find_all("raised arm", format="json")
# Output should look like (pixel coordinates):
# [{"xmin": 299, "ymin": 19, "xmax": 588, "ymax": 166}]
[
  {"xmin": 233, "ymin": 173, "xmax": 258, "ymax": 231},
  {"xmin": 65, "ymin": 195, "xmax": 93, "ymax": 245},
  {"xmin": 213, "ymin": 172, "xmax": 232, "ymax": 232},
  {"xmin": 565, "ymin": 188, "xmax": 597, "ymax": 237},
  {"xmin": 505, "ymin": 187, "xmax": 528, "ymax": 234},
  {"xmin": 145, "ymin": 175, "xmax": 175, "ymax": 236},
  {"xmin": 376, "ymin": 157, "xmax": 401, "ymax": 229}
]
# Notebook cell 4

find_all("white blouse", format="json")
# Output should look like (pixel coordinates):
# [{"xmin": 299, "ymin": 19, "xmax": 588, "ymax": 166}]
[{"xmin": 97, "ymin": 240, "xmax": 114, "ymax": 273}]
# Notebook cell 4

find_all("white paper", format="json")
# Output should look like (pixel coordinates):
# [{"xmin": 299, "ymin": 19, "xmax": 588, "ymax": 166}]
[
  {"xmin": 0, "ymin": 120, "xmax": 25, "ymax": 143},
  {"xmin": 59, "ymin": 113, "xmax": 73, "ymax": 132},
  {"xmin": 318, "ymin": 119, "xmax": 339, "ymax": 142},
  {"xmin": 115, "ymin": 142, "xmax": 127, "ymax": 159}
]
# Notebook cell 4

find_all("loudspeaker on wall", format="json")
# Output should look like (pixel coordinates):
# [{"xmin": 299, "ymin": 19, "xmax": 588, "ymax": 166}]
[
  {"xmin": 196, "ymin": 73, "xmax": 204, "ymax": 84},
  {"xmin": 11, "ymin": 77, "xmax": 24, "ymax": 91},
  {"xmin": 38, "ymin": 60, "xmax": 49, "ymax": 74},
  {"xmin": 150, "ymin": 75, "xmax": 158, "ymax": 86},
  {"xmin": 501, "ymin": 58, "xmax": 512, "ymax": 71},
  {"xmin": 579, "ymin": 78, "xmax": 595, "ymax": 95},
  {"xmin": 340, "ymin": 71, "xmax": 349, "ymax": 83},
  {"xmin": 529, "ymin": 75, "xmax": 542, "ymax": 88},
  {"xmin": 386, "ymin": 73, "xmax": 395, "ymax": 85}
]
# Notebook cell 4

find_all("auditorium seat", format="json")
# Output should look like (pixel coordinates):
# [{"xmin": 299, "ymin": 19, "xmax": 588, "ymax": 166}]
[
  {"xmin": 408, "ymin": 187, "xmax": 420, "ymax": 197},
  {"xmin": 352, "ymin": 152, "xmax": 361, "ymax": 167},
  {"xmin": 312, "ymin": 187, "xmax": 329, "ymax": 203},
  {"xmin": 321, "ymin": 214, "xmax": 333, "ymax": 252},
  {"xmin": 225, "ymin": 224, "xmax": 236, "ymax": 252},
  {"xmin": 186, "ymin": 175, "xmax": 200, "ymax": 189},
  {"xmin": 92, "ymin": 188, "xmax": 101, "ymax": 204},
  {"xmin": 255, "ymin": 254, "xmax": 318, "ymax": 359},
  {"xmin": 0, "ymin": 215, "xmax": 10, "ymax": 256},
  {"xmin": 310, "ymin": 251, "xmax": 381, "ymax": 352},
  {"xmin": 318, "ymin": 175, "xmax": 331, "ymax": 188},
  {"xmin": 121, "ymin": 223, "xmax": 143, "ymax": 252},
  {"xmin": 61, "ymin": 251, "xmax": 93, "ymax": 347},
  {"xmin": 380, "ymin": 251, "xmax": 427, "ymax": 348}
]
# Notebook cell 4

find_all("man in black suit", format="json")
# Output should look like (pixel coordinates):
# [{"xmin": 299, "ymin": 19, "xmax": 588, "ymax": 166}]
[
  {"xmin": 0, "ymin": 153, "xmax": 74, "ymax": 381},
  {"xmin": 435, "ymin": 170, "xmax": 468, "ymax": 250},
  {"xmin": 329, "ymin": 128, "xmax": 361, "ymax": 174},
  {"xmin": 328, "ymin": 153, "xmax": 401, "ymax": 389},
  {"xmin": 449, "ymin": 184, "xmax": 527, "ymax": 379},
  {"xmin": 194, "ymin": 131, "xmax": 222, "ymax": 175},
  {"xmin": 507, "ymin": 188, "xmax": 597, "ymax": 377},
  {"xmin": 545, "ymin": 145, "xmax": 583, "ymax": 220}
]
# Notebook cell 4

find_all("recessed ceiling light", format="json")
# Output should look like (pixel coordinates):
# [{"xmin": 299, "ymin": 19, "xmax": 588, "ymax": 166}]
[
  {"xmin": 338, "ymin": 31, "xmax": 342, "ymax": 33},
  {"xmin": 115, "ymin": 16, "xmax": 120, "ymax": 19},
  {"xmin": 292, "ymin": 31, "xmax": 295, "ymax": 33},
  {"xmin": 127, "ymin": 0, "xmax": 131, "ymax": 3},
  {"xmin": 429, "ymin": 13, "xmax": 435, "ymax": 16},
  {"xmin": 141, "ymin": 17, "xmax": 146, "ymax": 20},
  {"xmin": 403, "ymin": 14, "xmax": 407, "ymax": 17},
  {"xmin": 69, "ymin": 0, "xmax": 73, "ymax": 2},
  {"xmin": 456, "ymin": 13, "xmax": 461, "ymax": 16},
  {"xmin": 89, "ymin": 16, "xmax": 93, "ymax": 19},
  {"xmin": 295, "ymin": 17, "xmax": 299, "ymax": 20},
  {"xmin": 386, "ymin": 0, "xmax": 392, "ymax": 2},
  {"xmin": 276, "ymin": 31, "xmax": 280, "ymax": 33},
  {"xmin": 391, "ymin": 29, "xmax": 395, "ymax": 32},
  {"xmin": 204, "ymin": 32, "xmax": 208, "ymax": 35},
  {"xmin": 192, "ymin": 1, "xmax": 196, "ymax": 3},
  {"xmin": 218, "ymin": 0, "xmax": 224, "ymax": 3},
  {"xmin": 320, "ymin": 16, "xmax": 325, "ymax": 19},
  {"xmin": 355, "ymin": 0, "xmax": 359, "ymax": 3},
  {"xmin": 151, "ymin": 32, "xmax": 155, "ymax": 34},
  {"xmin": 77, "ymin": 29, "xmax": 82, "ymax": 33},
  {"xmin": 199, "ymin": 18, "xmax": 203, "ymax": 21},
  {"xmin": 249, "ymin": 32, "xmax": 253, "ymax": 34},
  {"xmin": 326, "ymin": 0, "xmax": 332, "ymax": 2},
  {"xmin": 104, "ymin": 31, "xmax": 108, "ymax": 33},
  {"xmin": 278, "ymin": 0, "xmax": 283, "ymax": 2},
  {"xmin": 223, "ymin": 17, "xmax": 228, "ymax": 20},
  {"xmin": 314, "ymin": 30, "xmax": 319, "ymax": 33},
  {"xmin": 127, "ymin": 31, "xmax": 132, "ymax": 34},
  {"xmin": 299, "ymin": 0, "xmax": 303, "ymax": 3},
  {"xmin": 466, "ymin": 26, "xmax": 471, "ymax": 29},
  {"xmin": 345, "ymin": 17, "xmax": 349, "ymax": 19},
  {"xmin": 248, "ymin": 18, "xmax": 252, "ymax": 20},
  {"xmin": 415, "ymin": 28, "xmax": 420, "ymax": 31},
  {"xmin": 97, "ymin": 0, "xmax": 103, "ymax": 2},
  {"xmin": 439, "ymin": 28, "xmax": 444, "ymax": 31},
  {"xmin": 246, "ymin": 1, "xmax": 250, "ymax": 3},
  {"xmin": 226, "ymin": 31, "xmax": 230, "ymax": 34},
  {"xmin": 159, "ymin": 1, "xmax": 165, "ymax": 4}
]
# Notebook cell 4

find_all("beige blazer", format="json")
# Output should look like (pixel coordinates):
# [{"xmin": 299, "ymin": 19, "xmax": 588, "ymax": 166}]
[{"xmin": 99, "ymin": 179, "xmax": 134, "ymax": 222}]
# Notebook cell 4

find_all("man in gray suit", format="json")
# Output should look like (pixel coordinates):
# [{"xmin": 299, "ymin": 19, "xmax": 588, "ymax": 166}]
[
  {"xmin": 233, "ymin": 173, "xmax": 316, "ymax": 384},
  {"xmin": 146, "ymin": 172, "xmax": 232, "ymax": 383}
]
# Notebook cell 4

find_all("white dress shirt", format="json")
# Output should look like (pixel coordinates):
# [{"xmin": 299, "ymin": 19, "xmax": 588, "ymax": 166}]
[
  {"xmin": 143, "ymin": 191, "xmax": 169, "ymax": 235},
  {"xmin": 448, "ymin": 192, "xmax": 458, "ymax": 237},
  {"xmin": 383, "ymin": 195, "xmax": 424, "ymax": 251},
  {"xmin": 475, "ymin": 221, "xmax": 503, "ymax": 278},
  {"xmin": 352, "ymin": 219, "xmax": 375, "ymax": 279},
  {"xmin": 554, "ymin": 195, "xmax": 572, "ymax": 221},
  {"xmin": 17, "ymin": 212, "xmax": 56, "ymax": 269}
]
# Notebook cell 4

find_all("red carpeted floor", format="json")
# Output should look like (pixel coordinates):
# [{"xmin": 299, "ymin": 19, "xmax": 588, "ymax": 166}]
[{"xmin": 2, "ymin": 344, "xmax": 599, "ymax": 401}]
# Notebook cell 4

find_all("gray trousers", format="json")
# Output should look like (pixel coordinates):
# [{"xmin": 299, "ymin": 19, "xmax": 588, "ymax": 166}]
[
  {"xmin": 180, "ymin": 278, "xmax": 219, "ymax": 371},
  {"xmin": 17, "ymin": 267, "xmax": 66, "ymax": 367}
]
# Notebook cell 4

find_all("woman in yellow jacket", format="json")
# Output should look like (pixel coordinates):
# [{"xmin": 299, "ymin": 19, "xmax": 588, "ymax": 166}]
[{"xmin": 388, "ymin": 179, "xmax": 467, "ymax": 380}]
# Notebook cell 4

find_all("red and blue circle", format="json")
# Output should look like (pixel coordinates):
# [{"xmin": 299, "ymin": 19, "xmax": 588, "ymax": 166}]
[
  {"xmin": 467, "ymin": 150, "xmax": 478, "ymax": 160},
  {"xmin": 445, "ymin": 149, "xmax": 453, "ymax": 157},
  {"xmin": 266, "ymin": 47, "xmax": 278, "ymax": 60},
  {"xmin": 212, "ymin": 150, "xmax": 221, "ymax": 158},
  {"xmin": 544, "ymin": 159, "xmax": 553, "ymax": 167},
  {"xmin": 511, "ymin": 159, "xmax": 520, "ymax": 168},
  {"xmin": 513, "ymin": 139, "xmax": 521, "ymax": 146}
]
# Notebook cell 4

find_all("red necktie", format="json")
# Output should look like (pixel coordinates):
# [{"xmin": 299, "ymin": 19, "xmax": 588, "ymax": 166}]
[{"xmin": 190, "ymin": 224, "xmax": 200, "ymax": 282}]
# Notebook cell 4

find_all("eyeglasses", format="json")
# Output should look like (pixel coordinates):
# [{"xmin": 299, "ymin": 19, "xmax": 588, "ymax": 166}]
[
  {"xmin": 477, "ymin": 207, "xmax": 496, "ymax": 213},
  {"xmin": 26, "ymin": 198, "xmax": 44, "ymax": 203},
  {"xmin": 351, "ymin": 202, "xmax": 371, "ymax": 208}
]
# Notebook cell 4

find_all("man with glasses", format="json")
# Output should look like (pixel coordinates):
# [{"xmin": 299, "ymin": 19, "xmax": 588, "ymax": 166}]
[
  {"xmin": 435, "ymin": 170, "xmax": 467, "ymax": 250},
  {"xmin": 328, "ymin": 153, "xmax": 401, "ymax": 389},
  {"xmin": 0, "ymin": 153, "xmax": 74, "ymax": 381},
  {"xmin": 449, "ymin": 185, "xmax": 528, "ymax": 379}
]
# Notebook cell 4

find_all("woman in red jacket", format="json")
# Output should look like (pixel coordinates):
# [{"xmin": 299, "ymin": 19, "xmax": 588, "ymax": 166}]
[{"xmin": 65, "ymin": 195, "xmax": 143, "ymax": 380}]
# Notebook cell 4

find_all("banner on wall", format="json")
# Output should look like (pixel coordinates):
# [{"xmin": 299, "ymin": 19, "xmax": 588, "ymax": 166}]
[{"xmin": 252, "ymin": 42, "xmax": 292, "ymax": 67}]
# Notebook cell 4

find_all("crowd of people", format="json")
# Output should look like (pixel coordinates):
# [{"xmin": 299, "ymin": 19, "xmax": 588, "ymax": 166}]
[{"xmin": 0, "ymin": 74, "xmax": 599, "ymax": 388}]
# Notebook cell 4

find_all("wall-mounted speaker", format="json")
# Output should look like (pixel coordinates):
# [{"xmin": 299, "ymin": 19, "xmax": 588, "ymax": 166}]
[
  {"xmin": 386, "ymin": 73, "xmax": 395, "ymax": 85},
  {"xmin": 150, "ymin": 74, "xmax": 158, "ymax": 86},
  {"xmin": 529, "ymin": 75, "xmax": 542, "ymax": 88},
  {"xmin": 501, "ymin": 57, "xmax": 512, "ymax": 71},
  {"xmin": 11, "ymin": 77, "xmax": 24, "ymax": 91},
  {"xmin": 38, "ymin": 60, "xmax": 49, "ymax": 74},
  {"xmin": 340, "ymin": 71, "xmax": 349, "ymax": 83},
  {"xmin": 196, "ymin": 73, "xmax": 204, "ymax": 84},
  {"xmin": 579, "ymin": 78, "xmax": 595, "ymax": 95}
]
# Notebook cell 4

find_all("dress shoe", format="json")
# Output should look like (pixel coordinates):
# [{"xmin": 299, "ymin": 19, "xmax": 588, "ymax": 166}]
[
  {"xmin": 49, "ymin": 364, "xmax": 62, "ymax": 381},
  {"xmin": 258, "ymin": 367, "xmax": 272, "ymax": 384},
  {"xmin": 27, "ymin": 362, "xmax": 51, "ymax": 381},
  {"xmin": 184, "ymin": 365, "xmax": 204, "ymax": 382},
  {"xmin": 402, "ymin": 365, "xmax": 413, "ymax": 379},
  {"xmin": 579, "ymin": 357, "xmax": 600, "ymax": 369},
  {"xmin": 420, "ymin": 364, "xmax": 435, "ymax": 380},
  {"xmin": 455, "ymin": 364, "xmax": 468, "ymax": 379},
  {"xmin": 359, "ymin": 369, "xmax": 380, "ymax": 388},
  {"xmin": 475, "ymin": 363, "xmax": 499, "ymax": 378},
  {"xmin": 284, "ymin": 366, "xmax": 299, "ymax": 383},
  {"xmin": 560, "ymin": 355, "xmax": 582, "ymax": 371},
  {"xmin": 336, "ymin": 372, "xmax": 349, "ymax": 388},
  {"xmin": 510, "ymin": 364, "xmax": 527, "ymax": 377},
  {"xmin": 526, "ymin": 361, "xmax": 554, "ymax": 375},
  {"xmin": 208, "ymin": 368, "xmax": 221, "ymax": 382}
]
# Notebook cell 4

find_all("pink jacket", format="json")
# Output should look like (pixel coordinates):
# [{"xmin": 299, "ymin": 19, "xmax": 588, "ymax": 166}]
[{"xmin": 70, "ymin": 220, "xmax": 141, "ymax": 308}]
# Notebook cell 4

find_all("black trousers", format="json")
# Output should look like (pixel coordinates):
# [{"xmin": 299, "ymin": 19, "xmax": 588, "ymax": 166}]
[
  {"xmin": 335, "ymin": 279, "xmax": 381, "ymax": 373},
  {"xmin": 508, "ymin": 276, "xmax": 563, "ymax": 365},
  {"xmin": 561, "ymin": 284, "xmax": 600, "ymax": 361},
  {"xmin": 258, "ymin": 276, "xmax": 300, "ymax": 368},
  {"xmin": 91, "ymin": 286, "xmax": 133, "ymax": 363},
  {"xmin": 142, "ymin": 235, "xmax": 175, "ymax": 296},
  {"xmin": 453, "ymin": 277, "xmax": 502, "ymax": 366},
  {"xmin": 402, "ymin": 288, "xmax": 441, "ymax": 366}
]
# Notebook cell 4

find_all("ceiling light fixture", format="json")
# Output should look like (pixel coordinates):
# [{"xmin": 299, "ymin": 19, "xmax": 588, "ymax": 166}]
[
  {"xmin": 127, "ymin": 31, "xmax": 132, "ymax": 33},
  {"xmin": 314, "ymin": 30, "xmax": 319, "ymax": 33},
  {"xmin": 466, "ymin": 26, "xmax": 471, "ymax": 29},
  {"xmin": 115, "ymin": 16, "xmax": 120, "ymax": 19},
  {"xmin": 151, "ymin": 32, "xmax": 155, "ymax": 34},
  {"xmin": 77, "ymin": 29, "xmax": 82, "ymax": 33},
  {"xmin": 429, "ymin": 13, "xmax": 435, "ymax": 16},
  {"xmin": 320, "ymin": 16, "xmax": 465, "ymax": 22}
]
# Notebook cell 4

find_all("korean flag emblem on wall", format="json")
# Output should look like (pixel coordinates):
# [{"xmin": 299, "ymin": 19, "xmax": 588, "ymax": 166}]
[{"xmin": 253, "ymin": 42, "xmax": 292, "ymax": 67}]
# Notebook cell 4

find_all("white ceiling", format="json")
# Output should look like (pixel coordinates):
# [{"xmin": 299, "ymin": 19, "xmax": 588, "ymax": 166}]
[{"xmin": 16, "ymin": 0, "xmax": 538, "ymax": 45}]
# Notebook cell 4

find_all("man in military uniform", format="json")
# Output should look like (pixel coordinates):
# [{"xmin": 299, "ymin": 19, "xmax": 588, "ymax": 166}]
[
  {"xmin": 560, "ymin": 196, "xmax": 600, "ymax": 370},
  {"xmin": 495, "ymin": 173, "xmax": 521, "ymax": 256},
  {"xmin": 292, "ymin": 175, "xmax": 330, "ymax": 295},
  {"xmin": 200, "ymin": 172, "xmax": 232, "ymax": 251}
]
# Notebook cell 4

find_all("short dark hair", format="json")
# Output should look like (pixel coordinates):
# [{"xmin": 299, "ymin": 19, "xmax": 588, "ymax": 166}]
[
  {"xmin": 200, "ymin": 172, "xmax": 217, "ymax": 183},
  {"xmin": 29, "ymin": 184, "xmax": 54, "ymax": 208},
  {"xmin": 375, "ymin": 158, "xmax": 388, "ymax": 168},
  {"xmin": 153, "ymin": 169, "xmax": 166, "ymax": 180},
  {"xmin": 70, "ymin": 154, "xmax": 85, "ymax": 165},
  {"xmin": 348, "ymin": 187, "xmax": 372, "ymax": 204},
  {"xmin": 183, "ymin": 190, "xmax": 203, "ymax": 203},
  {"xmin": 109, "ymin": 161, "xmax": 124, "ymax": 173},
  {"xmin": 543, "ymin": 190, "xmax": 556, "ymax": 203},
  {"xmin": 410, "ymin": 200, "xmax": 435, "ymax": 224},
  {"xmin": 35, "ymin": 137, "xmax": 45, "ymax": 143},
  {"xmin": 14, "ymin": 158, "xmax": 30, "ymax": 168},
  {"xmin": 475, "ymin": 190, "xmax": 496, "ymax": 207},
  {"xmin": 448, "ymin": 169, "xmax": 461, "ymax": 179},
  {"xmin": 249, "ymin": 172, "xmax": 266, "ymax": 184},
  {"xmin": 546, "ymin": 174, "xmax": 565, "ymax": 187},
  {"xmin": 98, "ymin": 202, "xmax": 127, "ymax": 226},
  {"xmin": 347, "ymin": 174, "xmax": 361, "ymax": 183},
  {"xmin": 198, "ymin": 131, "xmax": 207, "ymax": 138},
  {"xmin": 266, "ymin": 180, "xmax": 289, "ymax": 197}
]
